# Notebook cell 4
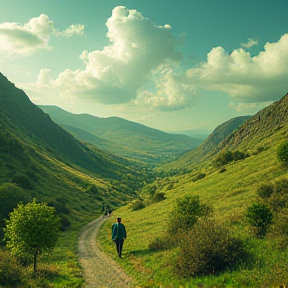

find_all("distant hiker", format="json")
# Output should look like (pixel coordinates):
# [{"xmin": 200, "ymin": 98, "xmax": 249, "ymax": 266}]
[
  {"xmin": 108, "ymin": 208, "xmax": 113, "ymax": 217},
  {"xmin": 112, "ymin": 216, "xmax": 127, "ymax": 258}
]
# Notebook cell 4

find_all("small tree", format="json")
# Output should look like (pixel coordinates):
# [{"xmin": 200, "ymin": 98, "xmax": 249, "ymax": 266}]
[
  {"xmin": 4, "ymin": 199, "xmax": 60, "ymax": 272},
  {"xmin": 245, "ymin": 202, "xmax": 273, "ymax": 237},
  {"xmin": 167, "ymin": 195, "xmax": 212, "ymax": 236}
]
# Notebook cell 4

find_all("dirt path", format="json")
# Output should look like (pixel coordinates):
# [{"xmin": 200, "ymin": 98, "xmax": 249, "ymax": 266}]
[{"xmin": 77, "ymin": 217, "xmax": 135, "ymax": 288}]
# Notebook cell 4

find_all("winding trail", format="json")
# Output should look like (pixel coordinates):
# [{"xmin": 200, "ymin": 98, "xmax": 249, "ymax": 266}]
[{"xmin": 77, "ymin": 217, "xmax": 134, "ymax": 288}]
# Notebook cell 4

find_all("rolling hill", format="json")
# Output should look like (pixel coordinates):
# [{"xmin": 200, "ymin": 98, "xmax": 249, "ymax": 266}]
[{"xmin": 39, "ymin": 105, "xmax": 201, "ymax": 165}]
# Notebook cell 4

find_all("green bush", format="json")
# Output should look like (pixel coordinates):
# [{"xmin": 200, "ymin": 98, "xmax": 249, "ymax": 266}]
[
  {"xmin": 270, "ymin": 178, "xmax": 288, "ymax": 211},
  {"xmin": 10, "ymin": 174, "xmax": 33, "ymax": 190},
  {"xmin": 213, "ymin": 150, "xmax": 247, "ymax": 168},
  {"xmin": 167, "ymin": 195, "xmax": 212, "ymax": 237},
  {"xmin": 277, "ymin": 141, "xmax": 288, "ymax": 165},
  {"xmin": 257, "ymin": 183, "xmax": 274, "ymax": 199},
  {"xmin": 192, "ymin": 173, "xmax": 206, "ymax": 182},
  {"xmin": 245, "ymin": 202, "xmax": 273, "ymax": 237},
  {"xmin": 174, "ymin": 219, "xmax": 246, "ymax": 277},
  {"xmin": 129, "ymin": 199, "xmax": 145, "ymax": 211},
  {"xmin": 0, "ymin": 249, "xmax": 23, "ymax": 287},
  {"xmin": 149, "ymin": 235, "xmax": 171, "ymax": 251},
  {"xmin": 151, "ymin": 192, "xmax": 166, "ymax": 203}
]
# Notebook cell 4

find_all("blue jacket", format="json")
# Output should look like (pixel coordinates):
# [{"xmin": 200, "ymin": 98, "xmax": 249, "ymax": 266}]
[{"xmin": 112, "ymin": 222, "xmax": 127, "ymax": 241}]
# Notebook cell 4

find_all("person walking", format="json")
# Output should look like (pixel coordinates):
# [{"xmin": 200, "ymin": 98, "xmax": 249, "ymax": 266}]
[{"xmin": 112, "ymin": 216, "xmax": 127, "ymax": 258}]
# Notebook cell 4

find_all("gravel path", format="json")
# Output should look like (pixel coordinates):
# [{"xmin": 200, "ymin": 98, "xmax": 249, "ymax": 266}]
[{"xmin": 77, "ymin": 217, "xmax": 135, "ymax": 288}]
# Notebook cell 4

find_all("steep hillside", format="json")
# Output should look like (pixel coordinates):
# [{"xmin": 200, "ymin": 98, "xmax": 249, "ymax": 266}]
[
  {"xmin": 0, "ymin": 72, "xmax": 143, "ymax": 218},
  {"xmin": 160, "ymin": 115, "xmax": 251, "ymax": 171},
  {"xmin": 220, "ymin": 93, "xmax": 288, "ymax": 151},
  {"xmin": 39, "ymin": 105, "xmax": 201, "ymax": 165}
]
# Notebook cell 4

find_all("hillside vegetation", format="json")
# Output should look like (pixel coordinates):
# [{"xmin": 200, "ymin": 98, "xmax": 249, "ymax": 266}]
[
  {"xmin": 39, "ymin": 105, "xmax": 200, "ymax": 165},
  {"xmin": 0, "ymin": 72, "xmax": 151, "ymax": 287},
  {"xmin": 1, "ymin": 68, "xmax": 288, "ymax": 287},
  {"xmin": 99, "ymin": 93, "xmax": 288, "ymax": 287},
  {"xmin": 160, "ymin": 115, "xmax": 251, "ymax": 172}
]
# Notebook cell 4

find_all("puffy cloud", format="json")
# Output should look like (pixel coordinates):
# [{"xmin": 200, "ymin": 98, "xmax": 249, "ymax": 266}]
[
  {"xmin": 0, "ymin": 14, "xmax": 84, "ymax": 56},
  {"xmin": 183, "ymin": 33, "xmax": 288, "ymax": 103},
  {"xmin": 27, "ymin": 6, "xmax": 182, "ymax": 105},
  {"xmin": 134, "ymin": 63, "xmax": 201, "ymax": 111}
]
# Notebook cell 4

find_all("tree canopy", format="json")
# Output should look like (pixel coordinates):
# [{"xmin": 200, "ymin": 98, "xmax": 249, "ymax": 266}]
[{"xmin": 4, "ymin": 199, "xmax": 60, "ymax": 272}]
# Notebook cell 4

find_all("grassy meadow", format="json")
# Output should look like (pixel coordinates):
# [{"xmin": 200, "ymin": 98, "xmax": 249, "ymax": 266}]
[{"xmin": 98, "ymin": 130, "xmax": 288, "ymax": 288}]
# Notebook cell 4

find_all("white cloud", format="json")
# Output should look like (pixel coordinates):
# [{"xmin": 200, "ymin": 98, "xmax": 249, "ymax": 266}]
[
  {"xmin": 241, "ymin": 37, "xmax": 258, "ymax": 48},
  {"xmin": 134, "ymin": 62, "xmax": 201, "ymax": 111},
  {"xmin": 0, "ymin": 14, "xmax": 84, "ymax": 56},
  {"xmin": 183, "ymin": 33, "xmax": 288, "ymax": 103},
  {"xmin": 19, "ymin": 8, "xmax": 288, "ymax": 113},
  {"xmin": 24, "ymin": 6, "xmax": 182, "ymax": 106}
]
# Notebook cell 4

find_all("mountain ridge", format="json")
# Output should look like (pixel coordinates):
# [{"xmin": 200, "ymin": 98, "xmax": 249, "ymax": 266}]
[{"xmin": 39, "ymin": 105, "xmax": 201, "ymax": 164}]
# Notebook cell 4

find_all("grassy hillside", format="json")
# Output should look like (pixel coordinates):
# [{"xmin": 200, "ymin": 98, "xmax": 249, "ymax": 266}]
[
  {"xmin": 39, "ymin": 105, "xmax": 201, "ymax": 165},
  {"xmin": 98, "ymin": 93, "xmax": 288, "ymax": 287},
  {"xmin": 0, "ymin": 72, "xmax": 148, "ymax": 286},
  {"xmin": 160, "ymin": 115, "xmax": 251, "ymax": 172}
]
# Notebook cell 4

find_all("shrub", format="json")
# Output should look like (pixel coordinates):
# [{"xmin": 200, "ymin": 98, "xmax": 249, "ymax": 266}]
[
  {"xmin": 130, "ymin": 199, "xmax": 145, "ymax": 211},
  {"xmin": 149, "ymin": 235, "xmax": 171, "ymax": 251},
  {"xmin": 277, "ymin": 141, "xmax": 288, "ymax": 165},
  {"xmin": 167, "ymin": 195, "xmax": 212, "ymax": 237},
  {"xmin": 192, "ymin": 173, "xmax": 206, "ymax": 182},
  {"xmin": 218, "ymin": 167, "xmax": 227, "ymax": 173},
  {"xmin": 174, "ymin": 219, "xmax": 247, "ymax": 277},
  {"xmin": 213, "ymin": 150, "xmax": 247, "ymax": 168},
  {"xmin": 266, "ymin": 179, "xmax": 288, "ymax": 212},
  {"xmin": 151, "ymin": 192, "xmax": 166, "ymax": 203},
  {"xmin": 245, "ymin": 202, "xmax": 273, "ymax": 237},
  {"xmin": 232, "ymin": 150, "xmax": 246, "ymax": 161},
  {"xmin": 257, "ymin": 183, "xmax": 274, "ymax": 199},
  {"xmin": 0, "ymin": 249, "xmax": 23, "ymax": 287},
  {"xmin": 10, "ymin": 174, "xmax": 33, "ymax": 190}
]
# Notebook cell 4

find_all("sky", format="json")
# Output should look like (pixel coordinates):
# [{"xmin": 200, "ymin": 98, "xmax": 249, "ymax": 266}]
[{"xmin": 0, "ymin": 0, "xmax": 288, "ymax": 133}]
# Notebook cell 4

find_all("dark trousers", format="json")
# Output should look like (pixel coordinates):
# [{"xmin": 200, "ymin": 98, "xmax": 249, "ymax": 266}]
[{"xmin": 115, "ymin": 239, "xmax": 124, "ymax": 258}]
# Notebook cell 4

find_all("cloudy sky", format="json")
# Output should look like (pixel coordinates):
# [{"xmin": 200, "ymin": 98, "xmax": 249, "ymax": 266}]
[{"xmin": 1, "ymin": 0, "xmax": 287, "ymax": 133}]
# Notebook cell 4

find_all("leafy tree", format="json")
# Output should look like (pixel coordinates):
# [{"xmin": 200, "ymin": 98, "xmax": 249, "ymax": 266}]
[
  {"xmin": 245, "ymin": 202, "xmax": 273, "ymax": 237},
  {"xmin": 4, "ymin": 199, "xmax": 60, "ymax": 272},
  {"xmin": 167, "ymin": 195, "xmax": 212, "ymax": 236},
  {"xmin": 277, "ymin": 141, "xmax": 288, "ymax": 165}
]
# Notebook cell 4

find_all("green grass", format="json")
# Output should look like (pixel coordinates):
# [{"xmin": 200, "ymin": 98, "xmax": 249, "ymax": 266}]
[{"xmin": 98, "ymin": 138, "xmax": 288, "ymax": 287}]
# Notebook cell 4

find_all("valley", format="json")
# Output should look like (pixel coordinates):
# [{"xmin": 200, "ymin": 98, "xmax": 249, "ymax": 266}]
[{"xmin": 1, "ymin": 71, "xmax": 288, "ymax": 287}]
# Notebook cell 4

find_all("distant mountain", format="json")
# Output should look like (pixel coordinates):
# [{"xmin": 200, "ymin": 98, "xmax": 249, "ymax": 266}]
[
  {"xmin": 0, "ymin": 72, "xmax": 141, "ymax": 216},
  {"xmin": 160, "ymin": 115, "xmax": 251, "ymax": 170},
  {"xmin": 39, "ymin": 105, "xmax": 201, "ymax": 165},
  {"xmin": 167, "ymin": 129, "xmax": 211, "ymax": 142}
]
